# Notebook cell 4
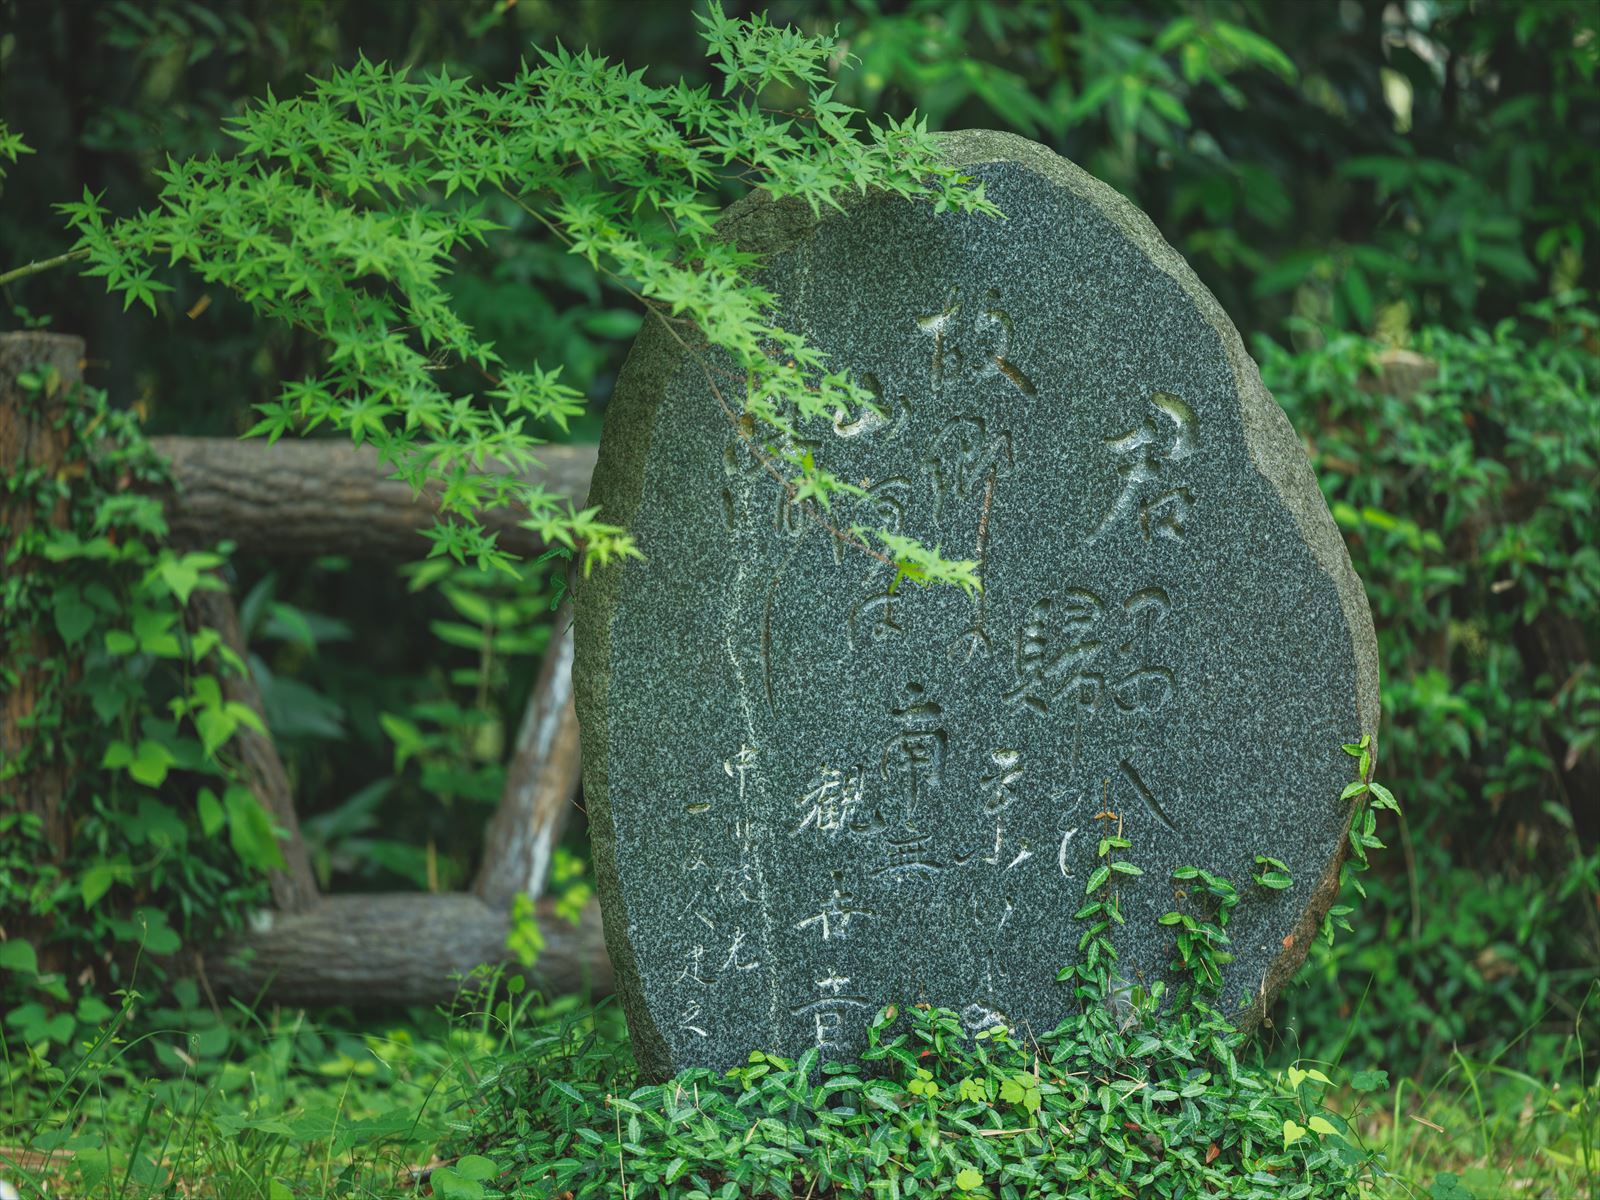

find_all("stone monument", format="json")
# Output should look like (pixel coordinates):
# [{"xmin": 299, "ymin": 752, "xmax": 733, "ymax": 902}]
[{"xmin": 573, "ymin": 131, "xmax": 1379, "ymax": 1080}]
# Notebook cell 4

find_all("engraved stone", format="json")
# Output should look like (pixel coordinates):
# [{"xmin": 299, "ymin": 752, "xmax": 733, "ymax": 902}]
[{"xmin": 574, "ymin": 130, "xmax": 1380, "ymax": 1079}]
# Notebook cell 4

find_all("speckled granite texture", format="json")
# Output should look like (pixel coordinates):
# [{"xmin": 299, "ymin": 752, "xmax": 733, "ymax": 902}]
[{"xmin": 574, "ymin": 131, "xmax": 1380, "ymax": 1080}]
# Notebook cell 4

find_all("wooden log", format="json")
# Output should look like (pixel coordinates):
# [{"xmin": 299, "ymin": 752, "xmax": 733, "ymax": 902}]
[
  {"xmin": 185, "ymin": 585, "xmax": 320, "ymax": 913},
  {"xmin": 473, "ymin": 604, "xmax": 579, "ymax": 908},
  {"xmin": 150, "ymin": 436, "xmax": 597, "ymax": 559},
  {"xmin": 205, "ymin": 892, "xmax": 612, "ymax": 1006},
  {"xmin": 0, "ymin": 332, "xmax": 84, "ymax": 848},
  {"xmin": 1365, "ymin": 347, "xmax": 1439, "ymax": 399}
]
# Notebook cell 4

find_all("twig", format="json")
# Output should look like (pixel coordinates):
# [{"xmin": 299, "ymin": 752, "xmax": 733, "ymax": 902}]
[{"xmin": 0, "ymin": 247, "xmax": 89, "ymax": 288}]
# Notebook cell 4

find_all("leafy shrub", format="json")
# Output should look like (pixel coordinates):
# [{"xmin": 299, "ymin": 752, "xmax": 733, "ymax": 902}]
[
  {"xmin": 1260, "ymin": 296, "xmax": 1600, "ymax": 1071},
  {"xmin": 0, "ymin": 365, "xmax": 277, "ymax": 1053},
  {"xmin": 456, "ymin": 828, "xmax": 1386, "ymax": 1200},
  {"xmin": 1281, "ymin": 840, "xmax": 1599, "ymax": 1073}
]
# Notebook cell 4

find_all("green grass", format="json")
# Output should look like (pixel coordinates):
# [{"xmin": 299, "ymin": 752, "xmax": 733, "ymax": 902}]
[
  {"xmin": 4, "ymin": 872, "xmax": 1596, "ymax": 1200},
  {"xmin": 2, "ymin": 984, "xmax": 1594, "ymax": 1199},
  {"xmin": 0, "ymin": 975, "xmax": 533, "ymax": 1199}
]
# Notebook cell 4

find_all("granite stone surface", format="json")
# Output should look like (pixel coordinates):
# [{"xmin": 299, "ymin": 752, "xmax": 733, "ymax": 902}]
[{"xmin": 573, "ymin": 130, "xmax": 1380, "ymax": 1080}]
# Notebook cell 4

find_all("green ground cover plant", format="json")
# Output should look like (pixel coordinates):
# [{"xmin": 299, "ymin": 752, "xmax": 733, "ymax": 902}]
[
  {"xmin": 448, "ymin": 821, "xmax": 1391, "ymax": 1200},
  {"xmin": 1, "ymin": 971, "xmax": 566, "ymax": 1198}
]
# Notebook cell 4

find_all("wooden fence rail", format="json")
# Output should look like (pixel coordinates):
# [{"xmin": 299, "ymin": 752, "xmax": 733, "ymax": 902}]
[
  {"xmin": 151, "ymin": 436, "xmax": 597, "ymax": 558},
  {"xmin": 2, "ymin": 331, "xmax": 613, "ymax": 1006}
]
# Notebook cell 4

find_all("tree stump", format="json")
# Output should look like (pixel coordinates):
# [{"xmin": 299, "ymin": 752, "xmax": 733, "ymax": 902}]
[
  {"xmin": 0, "ymin": 332, "xmax": 85, "ymax": 848},
  {"xmin": 1, "ymin": 332, "xmax": 86, "ymax": 975}
]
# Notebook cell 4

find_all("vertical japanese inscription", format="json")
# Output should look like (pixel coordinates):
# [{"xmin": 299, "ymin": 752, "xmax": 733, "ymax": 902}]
[
  {"xmin": 794, "ymin": 871, "xmax": 874, "ymax": 941},
  {"xmin": 735, "ymin": 284, "xmax": 1198, "ymax": 1058},
  {"xmin": 793, "ymin": 972, "xmax": 871, "ymax": 1053},
  {"xmin": 1002, "ymin": 585, "xmax": 1178, "ymax": 723},
  {"xmin": 581, "ymin": 135, "xmax": 1381, "ymax": 1082},
  {"xmin": 999, "ymin": 585, "xmax": 1187, "ymax": 842},
  {"xmin": 848, "ymin": 286, "xmax": 1032, "ymax": 653},
  {"xmin": 672, "ymin": 746, "xmax": 766, "ymax": 1044},
  {"xmin": 916, "ymin": 285, "xmax": 1037, "ymax": 397}
]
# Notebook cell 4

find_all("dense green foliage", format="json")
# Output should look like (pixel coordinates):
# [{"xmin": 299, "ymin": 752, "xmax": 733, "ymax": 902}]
[
  {"xmin": 0, "ymin": 368, "xmax": 276, "ymax": 1054},
  {"xmin": 1, "ymin": 1, "xmax": 1596, "ymax": 1196},
  {"xmin": 1265, "ymin": 299, "xmax": 1600, "ymax": 1072},
  {"xmin": 826, "ymin": 1, "xmax": 1599, "ymax": 335},
  {"xmin": 451, "ymin": 831, "xmax": 1387, "ymax": 1200}
]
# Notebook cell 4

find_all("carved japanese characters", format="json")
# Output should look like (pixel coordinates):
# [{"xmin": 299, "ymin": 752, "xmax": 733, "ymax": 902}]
[{"xmin": 574, "ymin": 131, "xmax": 1379, "ymax": 1079}]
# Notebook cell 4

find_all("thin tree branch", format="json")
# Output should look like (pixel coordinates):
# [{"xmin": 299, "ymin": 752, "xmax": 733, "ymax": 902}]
[{"xmin": 0, "ymin": 248, "xmax": 90, "ymax": 288}]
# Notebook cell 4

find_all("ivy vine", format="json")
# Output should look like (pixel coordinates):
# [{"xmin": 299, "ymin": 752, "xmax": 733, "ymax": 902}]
[{"xmin": 1, "ymin": 361, "xmax": 279, "ymax": 1051}]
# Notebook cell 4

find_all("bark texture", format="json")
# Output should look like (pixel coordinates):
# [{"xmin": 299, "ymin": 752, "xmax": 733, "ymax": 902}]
[
  {"xmin": 473, "ymin": 604, "xmax": 580, "ymax": 908},
  {"xmin": 206, "ymin": 893, "xmax": 612, "ymax": 1006},
  {"xmin": 0, "ymin": 332, "xmax": 84, "ymax": 844},
  {"xmin": 150, "ymin": 436, "xmax": 597, "ymax": 558}
]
